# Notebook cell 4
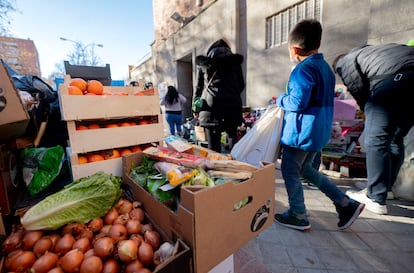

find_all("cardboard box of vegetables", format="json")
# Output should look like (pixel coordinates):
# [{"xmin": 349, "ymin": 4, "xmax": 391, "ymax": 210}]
[
  {"xmin": 0, "ymin": 171, "xmax": 191, "ymax": 273},
  {"xmin": 122, "ymin": 146, "xmax": 276, "ymax": 273}
]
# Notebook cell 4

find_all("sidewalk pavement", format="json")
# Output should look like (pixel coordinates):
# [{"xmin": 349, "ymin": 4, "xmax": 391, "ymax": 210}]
[{"xmin": 234, "ymin": 169, "xmax": 414, "ymax": 273}]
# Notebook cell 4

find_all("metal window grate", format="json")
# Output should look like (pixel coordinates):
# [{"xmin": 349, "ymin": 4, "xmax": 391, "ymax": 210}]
[{"xmin": 265, "ymin": 0, "xmax": 321, "ymax": 48}]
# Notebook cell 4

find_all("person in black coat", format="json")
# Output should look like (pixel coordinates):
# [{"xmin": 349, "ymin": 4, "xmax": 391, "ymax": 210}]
[
  {"xmin": 193, "ymin": 38, "xmax": 245, "ymax": 152},
  {"xmin": 333, "ymin": 43, "xmax": 414, "ymax": 214}
]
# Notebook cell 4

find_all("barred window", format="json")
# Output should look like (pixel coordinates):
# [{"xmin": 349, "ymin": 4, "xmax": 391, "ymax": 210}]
[{"xmin": 266, "ymin": 0, "xmax": 321, "ymax": 49}]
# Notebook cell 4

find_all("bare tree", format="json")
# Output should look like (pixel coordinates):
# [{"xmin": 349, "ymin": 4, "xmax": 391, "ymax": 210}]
[
  {"xmin": 0, "ymin": 0, "xmax": 17, "ymax": 36},
  {"xmin": 65, "ymin": 41, "xmax": 103, "ymax": 66}
]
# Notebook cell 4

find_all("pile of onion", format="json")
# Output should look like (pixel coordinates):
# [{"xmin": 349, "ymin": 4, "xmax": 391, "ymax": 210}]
[{"xmin": 1, "ymin": 198, "xmax": 176, "ymax": 273}]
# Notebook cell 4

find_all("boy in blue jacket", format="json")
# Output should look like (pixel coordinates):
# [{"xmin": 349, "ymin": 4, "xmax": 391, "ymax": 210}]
[{"xmin": 274, "ymin": 19, "xmax": 365, "ymax": 231}]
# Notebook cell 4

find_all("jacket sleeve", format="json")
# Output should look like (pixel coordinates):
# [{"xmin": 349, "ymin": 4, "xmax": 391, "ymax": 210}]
[
  {"xmin": 179, "ymin": 94, "xmax": 187, "ymax": 104},
  {"xmin": 194, "ymin": 68, "xmax": 205, "ymax": 101}
]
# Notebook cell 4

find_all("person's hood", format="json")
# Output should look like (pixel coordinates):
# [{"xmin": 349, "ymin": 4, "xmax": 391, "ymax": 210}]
[{"xmin": 196, "ymin": 39, "xmax": 243, "ymax": 67}]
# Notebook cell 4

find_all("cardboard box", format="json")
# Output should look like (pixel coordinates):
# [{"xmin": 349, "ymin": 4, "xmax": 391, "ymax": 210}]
[
  {"xmin": 123, "ymin": 152, "xmax": 275, "ymax": 273},
  {"xmin": 195, "ymin": 126, "xmax": 206, "ymax": 142},
  {"xmin": 0, "ymin": 63, "xmax": 30, "ymax": 142},
  {"xmin": 0, "ymin": 144, "xmax": 21, "ymax": 215}
]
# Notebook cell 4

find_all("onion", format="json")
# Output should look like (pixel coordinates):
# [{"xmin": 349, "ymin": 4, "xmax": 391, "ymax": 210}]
[
  {"xmin": 87, "ymin": 218, "xmax": 103, "ymax": 233},
  {"xmin": 104, "ymin": 208, "xmax": 119, "ymax": 225},
  {"xmin": 72, "ymin": 237, "xmax": 91, "ymax": 253},
  {"xmin": 61, "ymin": 222, "xmax": 79, "ymax": 235},
  {"xmin": 141, "ymin": 223, "xmax": 153, "ymax": 234},
  {"xmin": 138, "ymin": 241, "xmax": 154, "ymax": 266},
  {"xmin": 1, "ymin": 228, "xmax": 24, "ymax": 253},
  {"xmin": 136, "ymin": 268, "xmax": 152, "ymax": 273},
  {"xmin": 130, "ymin": 234, "xmax": 143, "ymax": 249},
  {"xmin": 5, "ymin": 250, "xmax": 36, "ymax": 272},
  {"xmin": 102, "ymin": 259, "xmax": 119, "ymax": 273},
  {"xmin": 129, "ymin": 208, "xmax": 145, "ymax": 222},
  {"xmin": 144, "ymin": 230, "xmax": 161, "ymax": 250},
  {"xmin": 48, "ymin": 233, "xmax": 61, "ymax": 249},
  {"xmin": 116, "ymin": 199, "xmax": 133, "ymax": 214},
  {"xmin": 113, "ymin": 213, "xmax": 129, "ymax": 226},
  {"xmin": 59, "ymin": 249, "xmax": 84, "ymax": 273},
  {"xmin": 33, "ymin": 237, "xmax": 53, "ymax": 257},
  {"xmin": 47, "ymin": 267, "xmax": 65, "ymax": 273},
  {"xmin": 31, "ymin": 251, "xmax": 59, "ymax": 273},
  {"xmin": 93, "ymin": 237, "xmax": 114, "ymax": 259},
  {"xmin": 101, "ymin": 224, "xmax": 112, "ymax": 235},
  {"xmin": 78, "ymin": 227, "xmax": 94, "ymax": 242},
  {"xmin": 84, "ymin": 248, "xmax": 95, "ymax": 259},
  {"xmin": 54, "ymin": 233, "xmax": 75, "ymax": 256},
  {"xmin": 117, "ymin": 239, "xmax": 138, "ymax": 263},
  {"xmin": 124, "ymin": 259, "xmax": 144, "ymax": 273},
  {"xmin": 126, "ymin": 219, "xmax": 142, "ymax": 235},
  {"xmin": 22, "ymin": 230, "xmax": 44, "ymax": 250},
  {"xmin": 132, "ymin": 200, "xmax": 142, "ymax": 208},
  {"xmin": 80, "ymin": 255, "xmax": 103, "ymax": 273},
  {"xmin": 109, "ymin": 224, "xmax": 128, "ymax": 243}
]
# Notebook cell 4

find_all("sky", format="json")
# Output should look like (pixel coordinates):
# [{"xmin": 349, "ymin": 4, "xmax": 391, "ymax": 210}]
[{"xmin": 8, "ymin": 0, "xmax": 154, "ymax": 81}]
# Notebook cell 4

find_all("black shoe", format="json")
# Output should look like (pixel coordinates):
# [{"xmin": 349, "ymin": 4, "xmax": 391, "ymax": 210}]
[
  {"xmin": 274, "ymin": 211, "xmax": 311, "ymax": 231},
  {"xmin": 335, "ymin": 198, "xmax": 365, "ymax": 229}
]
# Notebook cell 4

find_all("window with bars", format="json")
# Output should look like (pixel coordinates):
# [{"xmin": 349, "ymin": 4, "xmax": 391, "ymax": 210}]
[{"xmin": 266, "ymin": 0, "xmax": 321, "ymax": 49}]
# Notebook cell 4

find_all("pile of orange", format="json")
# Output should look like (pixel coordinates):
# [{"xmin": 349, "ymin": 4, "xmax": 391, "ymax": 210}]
[
  {"xmin": 77, "ymin": 145, "xmax": 144, "ymax": 164},
  {"xmin": 69, "ymin": 78, "xmax": 104, "ymax": 95}
]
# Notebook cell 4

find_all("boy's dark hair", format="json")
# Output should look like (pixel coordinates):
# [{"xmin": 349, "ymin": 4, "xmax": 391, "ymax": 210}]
[{"xmin": 289, "ymin": 19, "xmax": 322, "ymax": 52}]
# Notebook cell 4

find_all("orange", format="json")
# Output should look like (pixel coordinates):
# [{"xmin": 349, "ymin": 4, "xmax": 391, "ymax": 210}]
[
  {"xmin": 104, "ymin": 149, "xmax": 121, "ymax": 160},
  {"xmin": 129, "ymin": 121, "xmax": 137, "ymax": 126},
  {"xmin": 87, "ymin": 153, "xmax": 105, "ymax": 163},
  {"xmin": 76, "ymin": 125, "xmax": 89, "ymax": 130},
  {"xmin": 132, "ymin": 146, "xmax": 142, "ymax": 153},
  {"xmin": 87, "ymin": 80, "xmax": 104, "ymax": 95},
  {"xmin": 138, "ymin": 119, "xmax": 151, "ymax": 125},
  {"xmin": 85, "ymin": 92, "xmax": 96, "ymax": 95},
  {"xmin": 105, "ymin": 123, "xmax": 118, "ymax": 128},
  {"xmin": 88, "ymin": 124, "xmax": 100, "ymax": 129},
  {"xmin": 78, "ymin": 155, "xmax": 88, "ymax": 164},
  {"xmin": 119, "ymin": 122, "xmax": 132, "ymax": 127},
  {"xmin": 70, "ymin": 78, "xmax": 87, "ymax": 92},
  {"xmin": 68, "ymin": 85, "xmax": 83, "ymax": 95},
  {"xmin": 120, "ymin": 148, "xmax": 133, "ymax": 156}
]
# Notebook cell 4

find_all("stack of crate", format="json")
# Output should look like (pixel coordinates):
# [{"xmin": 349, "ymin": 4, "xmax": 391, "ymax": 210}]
[{"xmin": 58, "ymin": 75, "xmax": 164, "ymax": 180}]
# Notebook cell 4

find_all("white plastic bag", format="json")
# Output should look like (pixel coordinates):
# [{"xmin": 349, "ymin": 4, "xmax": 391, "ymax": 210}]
[
  {"xmin": 393, "ymin": 126, "xmax": 414, "ymax": 201},
  {"xmin": 231, "ymin": 105, "xmax": 284, "ymax": 167}
]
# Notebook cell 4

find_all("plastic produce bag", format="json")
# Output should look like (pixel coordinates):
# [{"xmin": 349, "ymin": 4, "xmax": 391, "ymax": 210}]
[
  {"xmin": 20, "ymin": 145, "xmax": 65, "ymax": 196},
  {"xmin": 231, "ymin": 105, "xmax": 284, "ymax": 167}
]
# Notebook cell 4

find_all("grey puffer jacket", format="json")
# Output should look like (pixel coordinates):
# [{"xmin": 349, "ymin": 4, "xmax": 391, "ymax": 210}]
[
  {"xmin": 194, "ymin": 39, "xmax": 245, "ymax": 128},
  {"xmin": 335, "ymin": 43, "xmax": 414, "ymax": 109}
]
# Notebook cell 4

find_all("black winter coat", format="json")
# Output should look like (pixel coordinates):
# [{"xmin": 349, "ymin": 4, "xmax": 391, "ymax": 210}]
[
  {"xmin": 194, "ymin": 39, "xmax": 245, "ymax": 128},
  {"xmin": 335, "ymin": 43, "xmax": 414, "ymax": 109}
]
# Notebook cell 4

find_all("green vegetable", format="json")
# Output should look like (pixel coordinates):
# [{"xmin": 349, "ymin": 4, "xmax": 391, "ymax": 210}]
[
  {"xmin": 21, "ymin": 171, "xmax": 122, "ymax": 230},
  {"xmin": 129, "ymin": 156, "xmax": 157, "ymax": 190}
]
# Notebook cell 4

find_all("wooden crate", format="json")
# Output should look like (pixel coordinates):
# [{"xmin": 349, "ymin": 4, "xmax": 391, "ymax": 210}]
[
  {"xmin": 58, "ymin": 75, "xmax": 161, "ymax": 121},
  {"xmin": 59, "ymin": 75, "xmax": 165, "ymax": 180},
  {"xmin": 67, "ymin": 119, "xmax": 164, "ymax": 154}
]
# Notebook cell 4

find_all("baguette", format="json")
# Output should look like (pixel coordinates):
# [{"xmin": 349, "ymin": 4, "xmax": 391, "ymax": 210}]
[
  {"xmin": 205, "ymin": 159, "xmax": 258, "ymax": 172},
  {"xmin": 207, "ymin": 170, "xmax": 253, "ymax": 180}
]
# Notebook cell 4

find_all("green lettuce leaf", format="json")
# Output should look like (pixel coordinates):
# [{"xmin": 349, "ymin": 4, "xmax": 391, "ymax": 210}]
[{"xmin": 21, "ymin": 171, "xmax": 122, "ymax": 230}]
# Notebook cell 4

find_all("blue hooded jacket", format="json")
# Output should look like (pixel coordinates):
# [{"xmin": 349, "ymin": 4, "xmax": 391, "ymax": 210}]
[{"xmin": 276, "ymin": 53, "xmax": 335, "ymax": 151}]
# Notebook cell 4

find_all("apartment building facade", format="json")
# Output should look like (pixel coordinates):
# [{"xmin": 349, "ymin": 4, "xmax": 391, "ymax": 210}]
[{"xmin": 130, "ymin": 0, "xmax": 414, "ymax": 119}]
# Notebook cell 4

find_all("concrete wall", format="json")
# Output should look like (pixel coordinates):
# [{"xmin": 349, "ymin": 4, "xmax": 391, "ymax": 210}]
[{"xmin": 131, "ymin": 0, "xmax": 414, "ymax": 111}]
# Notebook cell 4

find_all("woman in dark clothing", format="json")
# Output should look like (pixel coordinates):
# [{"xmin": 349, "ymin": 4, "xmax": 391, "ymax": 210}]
[{"xmin": 193, "ymin": 38, "xmax": 245, "ymax": 152}]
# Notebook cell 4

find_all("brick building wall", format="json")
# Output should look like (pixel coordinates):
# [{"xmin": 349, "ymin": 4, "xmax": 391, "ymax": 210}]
[{"xmin": 0, "ymin": 36, "xmax": 41, "ymax": 76}]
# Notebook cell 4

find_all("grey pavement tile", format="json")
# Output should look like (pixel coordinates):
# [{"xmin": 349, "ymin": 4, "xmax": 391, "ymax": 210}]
[
  {"xmin": 346, "ymin": 249, "xmax": 394, "ymax": 272},
  {"xmin": 277, "ymin": 228, "xmax": 312, "ymax": 247},
  {"xmin": 259, "ymin": 244, "xmax": 292, "ymax": 267},
  {"xmin": 286, "ymin": 247, "xmax": 325, "ymax": 269},
  {"xmin": 345, "ymin": 218, "xmax": 377, "ymax": 233},
  {"xmin": 308, "ymin": 216, "xmax": 341, "ymax": 231},
  {"xmin": 374, "ymin": 250, "xmax": 414, "ymax": 273},
  {"xmin": 329, "ymin": 231, "xmax": 371, "ymax": 250},
  {"xmin": 314, "ymin": 248, "xmax": 358, "ymax": 271},
  {"xmin": 364, "ymin": 218, "xmax": 414, "ymax": 233},
  {"xmin": 304, "ymin": 230, "xmax": 340, "ymax": 248},
  {"xmin": 357, "ymin": 232, "xmax": 399, "ymax": 250},
  {"xmin": 297, "ymin": 268, "xmax": 329, "ymax": 273},
  {"xmin": 385, "ymin": 232, "xmax": 414, "ymax": 251}
]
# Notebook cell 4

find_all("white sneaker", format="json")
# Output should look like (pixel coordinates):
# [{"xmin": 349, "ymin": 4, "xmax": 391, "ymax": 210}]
[
  {"xmin": 354, "ymin": 182, "xmax": 394, "ymax": 200},
  {"xmin": 346, "ymin": 189, "xmax": 388, "ymax": 215}
]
